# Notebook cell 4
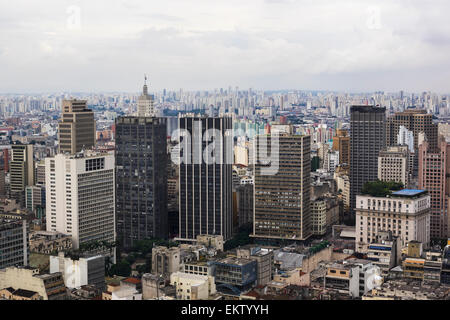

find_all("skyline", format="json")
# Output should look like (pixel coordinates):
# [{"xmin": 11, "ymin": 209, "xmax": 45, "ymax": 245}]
[{"xmin": 1, "ymin": 0, "xmax": 450, "ymax": 93}]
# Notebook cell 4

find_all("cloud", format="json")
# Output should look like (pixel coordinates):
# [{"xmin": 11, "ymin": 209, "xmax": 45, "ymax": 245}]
[{"xmin": 0, "ymin": 0, "xmax": 449, "ymax": 93}]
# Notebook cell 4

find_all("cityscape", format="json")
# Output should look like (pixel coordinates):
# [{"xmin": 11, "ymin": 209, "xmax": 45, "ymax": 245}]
[{"xmin": 1, "ymin": 0, "xmax": 450, "ymax": 311}]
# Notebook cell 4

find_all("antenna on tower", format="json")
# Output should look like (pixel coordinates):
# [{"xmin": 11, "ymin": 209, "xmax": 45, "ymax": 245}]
[{"xmin": 144, "ymin": 74, "xmax": 148, "ymax": 85}]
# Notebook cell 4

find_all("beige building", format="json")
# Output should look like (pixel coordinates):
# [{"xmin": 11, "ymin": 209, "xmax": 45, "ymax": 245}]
[
  {"xmin": 311, "ymin": 197, "xmax": 339, "ymax": 236},
  {"xmin": 0, "ymin": 267, "xmax": 66, "ymax": 300},
  {"xmin": 29, "ymin": 230, "xmax": 72, "ymax": 254},
  {"xmin": 253, "ymin": 133, "xmax": 311, "ymax": 241},
  {"xmin": 58, "ymin": 99, "xmax": 95, "ymax": 155},
  {"xmin": 151, "ymin": 246, "xmax": 181, "ymax": 278},
  {"xmin": 170, "ymin": 272, "xmax": 216, "ymax": 300},
  {"xmin": 196, "ymin": 234, "xmax": 224, "ymax": 251},
  {"xmin": 10, "ymin": 144, "xmax": 34, "ymax": 206},
  {"xmin": 378, "ymin": 145, "xmax": 410, "ymax": 187},
  {"xmin": 334, "ymin": 166, "xmax": 350, "ymax": 211},
  {"xmin": 356, "ymin": 189, "xmax": 431, "ymax": 253}
]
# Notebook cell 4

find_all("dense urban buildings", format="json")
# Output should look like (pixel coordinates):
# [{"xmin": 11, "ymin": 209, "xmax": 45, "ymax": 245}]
[{"xmin": 115, "ymin": 116, "xmax": 168, "ymax": 248}]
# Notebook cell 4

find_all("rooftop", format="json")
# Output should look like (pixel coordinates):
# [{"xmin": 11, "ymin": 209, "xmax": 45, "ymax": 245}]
[{"xmin": 391, "ymin": 189, "xmax": 427, "ymax": 198}]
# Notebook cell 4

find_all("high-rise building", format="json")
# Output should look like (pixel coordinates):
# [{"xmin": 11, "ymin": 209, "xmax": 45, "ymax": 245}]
[
  {"xmin": 10, "ymin": 144, "xmax": 34, "ymax": 206},
  {"xmin": 378, "ymin": 145, "xmax": 410, "ymax": 187},
  {"xmin": 332, "ymin": 129, "xmax": 350, "ymax": 166},
  {"xmin": 115, "ymin": 116, "xmax": 168, "ymax": 248},
  {"xmin": 418, "ymin": 137, "xmax": 450, "ymax": 239},
  {"xmin": 177, "ymin": 115, "xmax": 233, "ymax": 242},
  {"xmin": 0, "ymin": 219, "xmax": 29, "ymax": 269},
  {"xmin": 137, "ymin": 77, "xmax": 155, "ymax": 117},
  {"xmin": 386, "ymin": 109, "xmax": 438, "ymax": 175},
  {"xmin": 58, "ymin": 99, "xmax": 96, "ymax": 155},
  {"xmin": 253, "ymin": 134, "xmax": 311, "ymax": 241},
  {"xmin": 350, "ymin": 105, "xmax": 386, "ymax": 211},
  {"xmin": 45, "ymin": 151, "xmax": 115, "ymax": 257},
  {"xmin": 0, "ymin": 167, "xmax": 5, "ymax": 197}
]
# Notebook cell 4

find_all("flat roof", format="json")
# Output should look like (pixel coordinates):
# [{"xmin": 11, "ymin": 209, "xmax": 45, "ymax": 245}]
[{"xmin": 391, "ymin": 189, "xmax": 427, "ymax": 197}]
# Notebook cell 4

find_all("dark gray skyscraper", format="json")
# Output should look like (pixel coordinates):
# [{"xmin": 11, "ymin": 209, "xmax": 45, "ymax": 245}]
[
  {"xmin": 176, "ymin": 115, "xmax": 233, "ymax": 242},
  {"xmin": 350, "ymin": 105, "xmax": 386, "ymax": 212},
  {"xmin": 115, "ymin": 116, "xmax": 168, "ymax": 248}
]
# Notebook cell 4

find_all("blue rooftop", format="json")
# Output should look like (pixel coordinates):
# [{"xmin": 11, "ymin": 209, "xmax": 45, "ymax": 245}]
[{"xmin": 392, "ymin": 189, "xmax": 426, "ymax": 197}]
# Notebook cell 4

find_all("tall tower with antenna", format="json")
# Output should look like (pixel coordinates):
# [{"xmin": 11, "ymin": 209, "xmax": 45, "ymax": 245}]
[{"xmin": 137, "ymin": 75, "xmax": 154, "ymax": 117}]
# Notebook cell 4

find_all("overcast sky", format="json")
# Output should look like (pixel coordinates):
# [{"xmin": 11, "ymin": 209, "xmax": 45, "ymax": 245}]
[{"xmin": 1, "ymin": 0, "xmax": 450, "ymax": 93}]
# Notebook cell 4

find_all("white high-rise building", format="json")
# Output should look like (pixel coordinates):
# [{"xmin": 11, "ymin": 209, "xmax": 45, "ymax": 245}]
[
  {"xmin": 45, "ymin": 151, "xmax": 115, "ymax": 255},
  {"xmin": 397, "ymin": 126, "xmax": 414, "ymax": 152}
]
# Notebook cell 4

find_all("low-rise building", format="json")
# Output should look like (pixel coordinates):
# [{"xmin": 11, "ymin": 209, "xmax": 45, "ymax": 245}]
[
  {"xmin": 170, "ymin": 272, "xmax": 216, "ymax": 300},
  {"xmin": 324, "ymin": 259, "xmax": 382, "ymax": 298},
  {"xmin": 49, "ymin": 252, "xmax": 105, "ymax": 290},
  {"xmin": 0, "ymin": 267, "xmax": 66, "ymax": 300},
  {"xmin": 366, "ymin": 231, "xmax": 401, "ymax": 277},
  {"xmin": 363, "ymin": 279, "xmax": 450, "ymax": 300},
  {"xmin": 29, "ymin": 230, "xmax": 72, "ymax": 254},
  {"xmin": 196, "ymin": 235, "xmax": 224, "ymax": 252},
  {"xmin": 236, "ymin": 246, "xmax": 274, "ymax": 286},
  {"xmin": 213, "ymin": 257, "xmax": 257, "ymax": 294},
  {"xmin": 151, "ymin": 246, "xmax": 181, "ymax": 278}
]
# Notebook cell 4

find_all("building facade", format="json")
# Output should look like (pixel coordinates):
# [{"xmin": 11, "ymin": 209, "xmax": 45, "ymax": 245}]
[
  {"xmin": 0, "ymin": 219, "xmax": 29, "ymax": 269},
  {"xmin": 115, "ymin": 116, "xmax": 168, "ymax": 248},
  {"xmin": 418, "ymin": 138, "xmax": 450, "ymax": 239},
  {"xmin": 177, "ymin": 115, "xmax": 233, "ymax": 242},
  {"xmin": 356, "ymin": 189, "xmax": 431, "ymax": 252},
  {"xmin": 45, "ymin": 152, "xmax": 115, "ymax": 256},
  {"xmin": 350, "ymin": 105, "xmax": 386, "ymax": 212},
  {"xmin": 253, "ymin": 134, "xmax": 311, "ymax": 241},
  {"xmin": 58, "ymin": 99, "xmax": 96, "ymax": 155}
]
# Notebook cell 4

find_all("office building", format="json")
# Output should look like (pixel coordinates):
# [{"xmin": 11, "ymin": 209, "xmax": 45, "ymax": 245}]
[
  {"xmin": 253, "ymin": 134, "xmax": 311, "ymax": 241},
  {"xmin": 236, "ymin": 184, "xmax": 253, "ymax": 228},
  {"xmin": 177, "ymin": 115, "xmax": 233, "ymax": 242},
  {"xmin": 58, "ymin": 99, "xmax": 96, "ymax": 155},
  {"xmin": 350, "ymin": 105, "xmax": 386, "ymax": 212},
  {"xmin": 332, "ymin": 129, "xmax": 350, "ymax": 166},
  {"xmin": 386, "ymin": 109, "xmax": 438, "ymax": 154},
  {"xmin": 0, "ymin": 219, "xmax": 29, "ymax": 269},
  {"xmin": 356, "ymin": 189, "xmax": 431, "ymax": 252},
  {"xmin": 418, "ymin": 137, "xmax": 450, "ymax": 239},
  {"xmin": 115, "ymin": 116, "xmax": 168, "ymax": 248},
  {"xmin": 386, "ymin": 109, "xmax": 438, "ymax": 176},
  {"xmin": 378, "ymin": 145, "xmax": 410, "ymax": 187},
  {"xmin": 10, "ymin": 144, "xmax": 34, "ymax": 206},
  {"xmin": 45, "ymin": 151, "xmax": 115, "ymax": 256}
]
